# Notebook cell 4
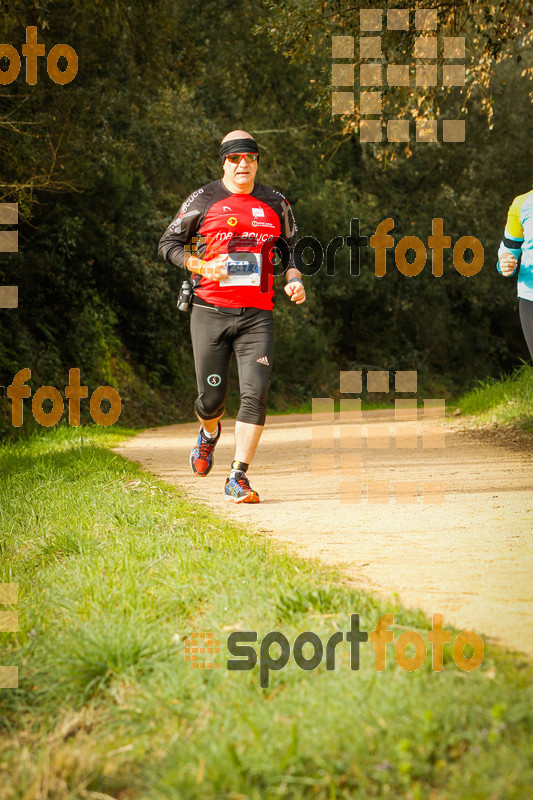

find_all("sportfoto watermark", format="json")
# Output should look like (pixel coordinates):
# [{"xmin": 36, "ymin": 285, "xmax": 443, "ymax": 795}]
[
  {"xmin": 185, "ymin": 218, "xmax": 484, "ymax": 281},
  {"xmin": 184, "ymin": 614, "xmax": 484, "ymax": 687},
  {"xmin": 3, "ymin": 368, "xmax": 121, "ymax": 427},
  {"xmin": 0, "ymin": 26, "xmax": 78, "ymax": 85}
]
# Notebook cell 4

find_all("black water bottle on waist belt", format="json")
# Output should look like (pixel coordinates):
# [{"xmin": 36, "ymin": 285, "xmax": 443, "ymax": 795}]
[{"xmin": 177, "ymin": 280, "xmax": 192, "ymax": 312}]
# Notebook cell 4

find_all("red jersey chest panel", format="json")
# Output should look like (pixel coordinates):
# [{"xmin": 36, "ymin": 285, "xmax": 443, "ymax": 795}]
[{"xmin": 196, "ymin": 193, "xmax": 281, "ymax": 309}]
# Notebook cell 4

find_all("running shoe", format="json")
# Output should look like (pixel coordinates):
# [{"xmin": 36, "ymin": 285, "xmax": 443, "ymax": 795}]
[
  {"xmin": 224, "ymin": 471, "xmax": 260, "ymax": 504},
  {"xmin": 190, "ymin": 422, "xmax": 221, "ymax": 477}
]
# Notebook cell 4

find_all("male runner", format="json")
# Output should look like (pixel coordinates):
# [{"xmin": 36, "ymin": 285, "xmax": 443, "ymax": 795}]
[{"xmin": 158, "ymin": 130, "xmax": 305, "ymax": 503}]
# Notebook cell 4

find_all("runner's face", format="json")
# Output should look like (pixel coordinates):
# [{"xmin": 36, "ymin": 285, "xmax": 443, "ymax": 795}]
[{"xmin": 222, "ymin": 152, "xmax": 258, "ymax": 191}]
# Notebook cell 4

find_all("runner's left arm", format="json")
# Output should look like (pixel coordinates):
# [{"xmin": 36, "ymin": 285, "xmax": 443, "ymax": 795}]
[
  {"xmin": 277, "ymin": 197, "xmax": 302, "ymax": 281},
  {"xmin": 280, "ymin": 197, "xmax": 306, "ymax": 303}
]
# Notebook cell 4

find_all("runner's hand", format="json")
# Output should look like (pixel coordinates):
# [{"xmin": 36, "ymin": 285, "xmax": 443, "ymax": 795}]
[
  {"xmin": 500, "ymin": 253, "xmax": 518, "ymax": 276},
  {"xmin": 201, "ymin": 255, "xmax": 229, "ymax": 281},
  {"xmin": 187, "ymin": 255, "xmax": 229, "ymax": 281},
  {"xmin": 284, "ymin": 279, "xmax": 306, "ymax": 305}
]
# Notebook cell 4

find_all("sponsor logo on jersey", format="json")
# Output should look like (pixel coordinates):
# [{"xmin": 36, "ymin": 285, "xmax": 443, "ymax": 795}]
[
  {"xmin": 181, "ymin": 188, "xmax": 204, "ymax": 212},
  {"xmin": 252, "ymin": 220, "xmax": 276, "ymax": 229},
  {"xmin": 215, "ymin": 230, "xmax": 276, "ymax": 243},
  {"xmin": 239, "ymin": 231, "xmax": 275, "ymax": 243},
  {"xmin": 223, "ymin": 206, "xmax": 232, "ymax": 212},
  {"xmin": 252, "ymin": 207, "xmax": 265, "ymax": 218},
  {"xmin": 227, "ymin": 217, "xmax": 238, "ymax": 226},
  {"xmin": 256, "ymin": 356, "xmax": 270, "ymax": 365}
]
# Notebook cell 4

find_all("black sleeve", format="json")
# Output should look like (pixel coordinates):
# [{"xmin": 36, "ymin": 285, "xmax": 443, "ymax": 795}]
[
  {"xmin": 279, "ymin": 195, "xmax": 303, "ymax": 271},
  {"xmin": 158, "ymin": 190, "xmax": 206, "ymax": 268},
  {"xmin": 280, "ymin": 197, "xmax": 299, "ymax": 249}
]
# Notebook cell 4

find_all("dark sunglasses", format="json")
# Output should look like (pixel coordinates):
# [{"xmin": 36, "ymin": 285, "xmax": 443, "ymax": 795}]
[{"xmin": 225, "ymin": 153, "xmax": 258, "ymax": 164}]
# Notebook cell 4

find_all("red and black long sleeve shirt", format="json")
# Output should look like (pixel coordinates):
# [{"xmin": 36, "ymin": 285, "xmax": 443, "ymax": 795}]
[{"xmin": 158, "ymin": 179, "xmax": 300, "ymax": 310}]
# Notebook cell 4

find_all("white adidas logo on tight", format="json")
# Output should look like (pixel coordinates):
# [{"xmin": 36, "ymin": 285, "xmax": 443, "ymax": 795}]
[{"xmin": 256, "ymin": 356, "xmax": 270, "ymax": 365}]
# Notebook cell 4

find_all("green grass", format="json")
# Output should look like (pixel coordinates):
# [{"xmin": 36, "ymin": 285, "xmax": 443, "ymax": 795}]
[
  {"xmin": 457, "ymin": 363, "xmax": 533, "ymax": 432},
  {"xmin": 1, "ymin": 426, "xmax": 532, "ymax": 799}
]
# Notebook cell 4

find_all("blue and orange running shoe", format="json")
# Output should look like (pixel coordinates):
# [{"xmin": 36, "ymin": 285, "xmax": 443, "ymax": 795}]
[
  {"xmin": 224, "ymin": 471, "xmax": 260, "ymax": 504},
  {"xmin": 190, "ymin": 423, "xmax": 221, "ymax": 477}
]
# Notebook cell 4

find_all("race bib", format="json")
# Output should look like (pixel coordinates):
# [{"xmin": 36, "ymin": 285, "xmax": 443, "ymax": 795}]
[{"xmin": 219, "ymin": 252, "xmax": 262, "ymax": 287}]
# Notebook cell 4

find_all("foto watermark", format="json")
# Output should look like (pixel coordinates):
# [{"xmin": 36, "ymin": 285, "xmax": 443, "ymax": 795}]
[
  {"xmin": 370, "ymin": 218, "xmax": 482, "ymax": 277},
  {"xmin": 0, "ymin": 26, "xmax": 78, "ymax": 85},
  {"xmin": 3, "ymin": 368, "xmax": 121, "ymax": 427}
]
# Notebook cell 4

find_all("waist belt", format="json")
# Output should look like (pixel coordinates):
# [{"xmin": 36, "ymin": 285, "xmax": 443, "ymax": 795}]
[
  {"xmin": 215, "ymin": 306, "xmax": 245, "ymax": 316},
  {"xmin": 192, "ymin": 297, "xmax": 245, "ymax": 315}
]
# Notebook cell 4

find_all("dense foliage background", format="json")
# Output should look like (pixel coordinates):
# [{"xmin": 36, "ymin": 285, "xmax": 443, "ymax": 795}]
[{"xmin": 1, "ymin": 0, "xmax": 532, "ymax": 431}]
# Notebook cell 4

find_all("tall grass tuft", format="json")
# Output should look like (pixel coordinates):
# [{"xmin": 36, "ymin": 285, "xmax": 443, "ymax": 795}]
[{"xmin": 458, "ymin": 363, "xmax": 533, "ymax": 431}]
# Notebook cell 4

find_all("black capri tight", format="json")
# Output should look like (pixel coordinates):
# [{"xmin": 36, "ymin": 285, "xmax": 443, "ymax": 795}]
[
  {"xmin": 190, "ymin": 303, "xmax": 274, "ymax": 426},
  {"xmin": 519, "ymin": 298, "xmax": 533, "ymax": 360}
]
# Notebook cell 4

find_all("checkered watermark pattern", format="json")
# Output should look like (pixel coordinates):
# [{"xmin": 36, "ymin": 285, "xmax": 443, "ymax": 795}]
[
  {"xmin": 184, "ymin": 631, "xmax": 222, "ymax": 670},
  {"xmin": 332, "ymin": 7, "xmax": 466, "ymax": 143},
  {"xmin": 0, "ymin": 583, "xmax": 18, "ymax": 689},
  {"xmin": 311, "ymin": 370, "xmax": 446, "ymax": 503},
  {"xmin": 0, "ymin": 203, "xmax": 18, "ymax": 308},
  {"xmin": 184, "ymin": 235, "xmax": 207, "ymax": 262}
]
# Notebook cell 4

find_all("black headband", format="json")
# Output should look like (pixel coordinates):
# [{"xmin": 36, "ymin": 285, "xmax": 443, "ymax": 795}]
[{"xmin": 219, "ymin": 138, "xmax": 259, "ymax": 164}]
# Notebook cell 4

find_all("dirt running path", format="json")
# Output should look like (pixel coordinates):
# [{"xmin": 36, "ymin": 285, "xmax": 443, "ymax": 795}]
[{"xmin": 113, "ymin": 412, "xmax": 533, "ymax": 658}]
